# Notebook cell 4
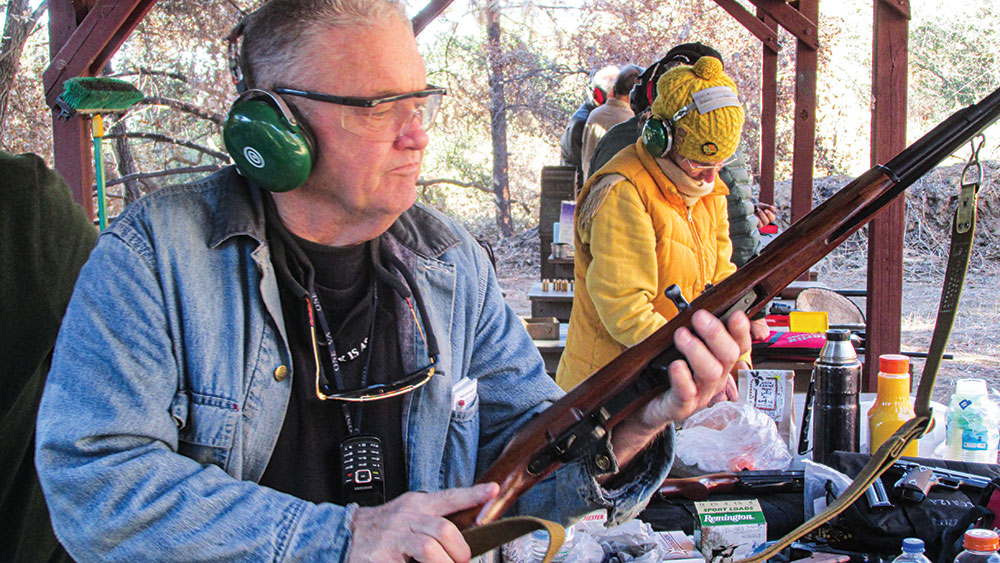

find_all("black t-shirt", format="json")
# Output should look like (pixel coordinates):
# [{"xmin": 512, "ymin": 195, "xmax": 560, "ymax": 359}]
[{"xmin": 259, "ymin": 203, "xmax": 407, "ymax": 506}]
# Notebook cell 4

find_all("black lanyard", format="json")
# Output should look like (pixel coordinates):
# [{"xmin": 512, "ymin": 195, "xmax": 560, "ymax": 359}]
[{"xmin": 308, "ymin": 281, "xmax": 378, "ymax": 434}]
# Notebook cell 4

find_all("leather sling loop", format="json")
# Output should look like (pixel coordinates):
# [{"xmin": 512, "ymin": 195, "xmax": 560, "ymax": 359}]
[
  {"xmin": 463, "ymin": 516, "xmax": 565, "ymax": 561},
  {"xmin": 738, "ymin": 136, "xmax": 985, "ymax": 562},
  {"xmin": 913, "ymin": 135, "xmax": 983, "ymax": 418}
]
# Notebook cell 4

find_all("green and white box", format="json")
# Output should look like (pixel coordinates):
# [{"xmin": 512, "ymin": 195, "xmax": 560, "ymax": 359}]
[{"xmin": 694, "ymin": 499, "xmax": 766, "ymax": 562}]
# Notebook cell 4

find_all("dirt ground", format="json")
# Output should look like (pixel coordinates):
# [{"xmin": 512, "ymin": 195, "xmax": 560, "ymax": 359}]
[{"xmin": 491, "ymin": 162, "xmax": 1000, "ymax": 406}]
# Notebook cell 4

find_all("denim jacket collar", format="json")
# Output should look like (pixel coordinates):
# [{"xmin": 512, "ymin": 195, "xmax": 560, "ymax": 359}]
[{"xmin": 209, "ymin": 168, "xmax": 267, "ymax": 249}]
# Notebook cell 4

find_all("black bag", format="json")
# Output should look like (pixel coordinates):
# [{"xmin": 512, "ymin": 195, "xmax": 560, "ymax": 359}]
[
  {"xmin": 639, "ymin": 491, "xmax": 804, "ymax": 540},
  {"xmin": 822, "ymin": 452, "xmax": 1000, "ymax": 562}
]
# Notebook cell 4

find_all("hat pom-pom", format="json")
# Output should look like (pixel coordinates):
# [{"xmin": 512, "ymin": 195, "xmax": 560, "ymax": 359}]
[{"xmin": 693, "ymin": 56, "xmax": 723, "ymax": 81}]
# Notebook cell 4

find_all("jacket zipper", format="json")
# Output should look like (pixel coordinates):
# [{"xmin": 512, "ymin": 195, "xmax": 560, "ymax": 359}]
[{"xmin": 686, "ymin": 206, "xmax": 707, "ymax": 289}]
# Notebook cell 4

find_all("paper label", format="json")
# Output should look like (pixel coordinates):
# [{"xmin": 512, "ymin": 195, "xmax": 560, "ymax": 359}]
[
  {"xmin": 451, "ymin": 377, "xmax": 478, "ymax": 412},
  {"xmin": 691, "ymin": 85, "xmax": 740, "ymax": 114}
]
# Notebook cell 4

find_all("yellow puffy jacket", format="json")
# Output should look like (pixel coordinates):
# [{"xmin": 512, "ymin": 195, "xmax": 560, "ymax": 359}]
[{"xmin": 555, "ymin": 141, "xmax": 738, "ymax": 390}]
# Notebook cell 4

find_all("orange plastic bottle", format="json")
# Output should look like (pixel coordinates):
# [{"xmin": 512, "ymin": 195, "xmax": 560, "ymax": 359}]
[
  {"xmin": 954, "ymin": 529, "xmax": 1000, "ymax": 563},
  {"xmin": 867, "ymin": 354, "xmax": 918, "ymax": 455}
]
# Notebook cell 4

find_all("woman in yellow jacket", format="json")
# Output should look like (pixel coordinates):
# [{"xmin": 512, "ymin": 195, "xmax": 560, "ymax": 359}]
[{"xmin": 556, "ymin": 56, "xmax": 753, "ymax": 392}]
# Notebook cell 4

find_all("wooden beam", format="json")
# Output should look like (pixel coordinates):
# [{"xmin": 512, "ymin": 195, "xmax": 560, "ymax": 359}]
[
  {"xmin": 714, "ymin": 0, "xmax": 781, "ymax": 54},
  {"xmin": 758, "ymin": 10, "xmax": 778, "ymax": 205},
  {"xmin": 50, "ymin": 113, "xmax": 93, "ymax": 217},
  {"xmin": 790, "ymin": 0, "xmax": 817, "ymax": 229},
  {"xmin": 48, "ymin": 0, "xmax": 92, "ymax": 215},
  {"xmin": 43, "ymin": 0, "xmax": 158, "ymax": 106},
  {"xmin": 412, "ymin": 0, "xmax": 455, "ymax": 36},
  {"xmin": 865, "ymin": 0, "xmax": 909, "ymax": 390},
  {"xmin": 746, "ymin": 0, "xmax": 819, "ymax": 50},
  {"xmin": 882, "ymin": 0, "xmax": 910, "ymax": 19}
]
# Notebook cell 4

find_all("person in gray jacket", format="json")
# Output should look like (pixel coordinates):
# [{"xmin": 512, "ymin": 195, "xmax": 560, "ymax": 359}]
[
  {"xmin": 589, "ymin": 42, "xmax": 774, "ymax": 267},
  {"xmin": 35, "ymin": 1, "xmax": 751, "ymax": 561}
]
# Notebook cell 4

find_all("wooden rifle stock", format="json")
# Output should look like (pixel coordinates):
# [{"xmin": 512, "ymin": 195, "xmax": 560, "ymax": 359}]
[{"xmin": 450, "ymin": 86, "xmax": 1000, "ymax": 531}]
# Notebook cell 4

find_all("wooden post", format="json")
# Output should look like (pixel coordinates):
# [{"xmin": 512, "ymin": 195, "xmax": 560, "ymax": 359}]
[
  {"xmin": 758, "ymin": 11, "xmax": 778, "ymax": 205},
  {"xmin": 48, "ymin": 1, "xmax": 93, "ymax": 218},
  {"xmin": 866, "ymin": 0, "xmax": 909, "ymax": 390},
  {"xmin": 790, "ymin": 0, "xmax": 818, "ymax": 227}
]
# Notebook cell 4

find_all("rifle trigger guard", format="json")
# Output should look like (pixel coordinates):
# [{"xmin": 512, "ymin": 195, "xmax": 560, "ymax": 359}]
[{"xmin": 527, "ymin": 408, "xmax": 611, "ymax": 475}]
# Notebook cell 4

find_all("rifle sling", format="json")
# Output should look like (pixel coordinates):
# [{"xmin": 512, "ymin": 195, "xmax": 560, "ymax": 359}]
[
  {"xmin": 914, "ymin": 153, "xmax": 981, "ymax": 416},
  {"xmin": 740, "ymin": 150, "xmax": 981, "ymax": 562},
  {"xmin": 462, "ymin": 516, "xmax": 565, "ymax": 561}
]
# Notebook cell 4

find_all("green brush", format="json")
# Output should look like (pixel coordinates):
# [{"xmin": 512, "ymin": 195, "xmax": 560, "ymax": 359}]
[
  {"xmin": 56, "ymin": 77, "xmax": 144, "ymax": 116},
  {"xmin": 56, "ymin": 77, "xmax": 144, "ymax": 231}
]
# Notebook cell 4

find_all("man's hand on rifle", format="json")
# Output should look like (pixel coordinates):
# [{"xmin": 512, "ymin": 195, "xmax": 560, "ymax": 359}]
[
  {"xmin": 608, "ymin": 310, "xmax": 751, "ymax": 465},
  {"xmin": 349, "ymin": 483, "xmax": 499, "ymax": 562}
]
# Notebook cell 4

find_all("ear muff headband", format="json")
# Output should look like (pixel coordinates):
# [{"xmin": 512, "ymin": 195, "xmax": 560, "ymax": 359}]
[
  {"xmin": 641, "ymin": 101, "xmax": 697, "ymax": 158},
  {"xmin": 226, "ymin": 21, "xmax": 248, "ymax": 92},
  {"xmin": 644, "ymin": 62, "xmax": 662, "ymax": 108},
  {"xmin": 223, "ymin": 89, "xmax": 316, "ymax": 192}
]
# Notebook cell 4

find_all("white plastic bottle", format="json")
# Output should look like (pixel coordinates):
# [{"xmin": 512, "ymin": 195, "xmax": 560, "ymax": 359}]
[
  {"xmin": 892, "ymin": 538, "xmax": 932, "ymax": 563},
  {"xmin": 945, "ymin": 379, "xmax": 1000, "ymax": 462}
]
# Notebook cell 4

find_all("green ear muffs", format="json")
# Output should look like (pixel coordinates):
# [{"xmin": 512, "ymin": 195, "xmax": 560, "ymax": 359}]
[
  {"xmin": 642, "ymin": 102, "xmax": 699, "ymax": 159},
  {"xmin": 223, "ymin": 89, "xmax": 316, "ymax": 192},
  {"xmin": 642, "ymin": 116, "xmax": 672, "ymax": 158}
]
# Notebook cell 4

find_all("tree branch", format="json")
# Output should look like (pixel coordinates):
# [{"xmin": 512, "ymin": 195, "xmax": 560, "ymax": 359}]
[
  {"xmin": 502, "ymin": 64, "xmax": 576, "ymax": 82},
  {"xmin": 104, "ymin": 131, "xmax": 231, "ymax": 161},
  {"xmin": 418, "ymin": 177, "xmax": 491, "ymax": 194},
  {"xmin": 105, "ymin": 165, "xmax": 223, "ymax": 187},
  {"xmin": 111, "ymin": 67, "xmax": 189, "ymax": 83},
  {"xmin": 30, "ymin": 1, "xmax": 48, "ymax": 28},
  {"xmin": 417, "ymin": 177, "xmax": 531, "ymax": 216},
  {"xmin": 140, "ymin": 96, "xmax": 225, "ymax": 125}
]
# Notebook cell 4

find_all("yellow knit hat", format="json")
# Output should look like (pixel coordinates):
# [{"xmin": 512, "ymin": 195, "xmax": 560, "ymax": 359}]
[{"xmin": 650, "ymin": 56, "xmax": 745, "ymax": 162}]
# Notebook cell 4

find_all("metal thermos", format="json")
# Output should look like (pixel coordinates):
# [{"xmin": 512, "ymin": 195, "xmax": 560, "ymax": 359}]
[{"xmin": 812, "ymin": 329, "xmax": 862, "ymax": 466}]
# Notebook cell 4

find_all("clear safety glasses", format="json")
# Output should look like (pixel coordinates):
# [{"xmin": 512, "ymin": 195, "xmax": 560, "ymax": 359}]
[
  {"xmin": 274, "ymin": 85, "xmax": 446, "ymax": 142},
  {"xmin": 682, "ymin": 154, "xmax": 737, "ymax": 173}
]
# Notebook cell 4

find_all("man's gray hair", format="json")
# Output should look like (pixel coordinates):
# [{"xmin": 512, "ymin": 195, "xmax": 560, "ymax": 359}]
[{"xmin": 242, "ymin": 0, "xmax": 411, "ymax": 90}]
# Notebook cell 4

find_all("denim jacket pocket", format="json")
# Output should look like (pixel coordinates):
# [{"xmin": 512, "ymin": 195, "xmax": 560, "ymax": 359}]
[
  {"xmin": 440, "ymin": 380, "xmax": 480, "ymax": 489},
  {"xmin": 174, "ymin": 392, "xmax": 240, "ymax": 467}
]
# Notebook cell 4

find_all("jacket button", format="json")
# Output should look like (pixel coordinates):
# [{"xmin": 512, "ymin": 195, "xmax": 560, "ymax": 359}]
[
  {"xmin": 273, "ymin": 365, "xmax": 289, "ymax": 382},
  {"xmin": 595, "ymin": 454, "xmax": 611, "ymax": 471}
]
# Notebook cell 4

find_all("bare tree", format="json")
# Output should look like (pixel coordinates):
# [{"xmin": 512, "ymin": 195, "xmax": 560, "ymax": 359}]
[
  {"xmin": 0, "ymin": 0, "xmax": 46, "ymax": 138},
  {"xmin": 484, "ymin": 0, "xmax": 514, "ymax": 236}
]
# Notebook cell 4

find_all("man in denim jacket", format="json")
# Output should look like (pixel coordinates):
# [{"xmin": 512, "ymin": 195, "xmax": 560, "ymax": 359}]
[{"xmin": 35, "ymin": 1, "xmax": 751, "ymax": 561}]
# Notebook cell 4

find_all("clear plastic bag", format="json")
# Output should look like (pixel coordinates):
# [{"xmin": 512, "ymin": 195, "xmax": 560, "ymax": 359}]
[
  {"xmin": 801, "ymin": 458, "xmax": 852, "ymax": 520},
  {"xmin": 675, "ymin": 401, "xmax": 793, "ymax": 473},
  {"xmin": 561, "ymin": 518, "xmax": 692, "ymax": 563}
]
